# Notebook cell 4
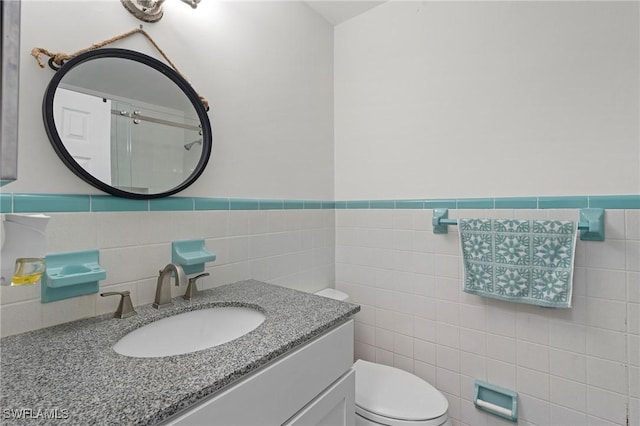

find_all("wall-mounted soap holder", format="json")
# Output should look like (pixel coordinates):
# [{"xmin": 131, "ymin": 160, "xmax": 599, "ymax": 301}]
[
  {"xmin": 41, "ymin": 249, "xmax": 106, "ymax": 303},
  {"xmin": 172, "ymin": 239, "xmax": 216, "ymax": 275}
]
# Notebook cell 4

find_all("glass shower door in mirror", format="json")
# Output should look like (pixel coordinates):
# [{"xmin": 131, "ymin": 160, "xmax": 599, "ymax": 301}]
[{"xmin": 111, "ymin": 100, "xmax": 202, "ymax": 194}]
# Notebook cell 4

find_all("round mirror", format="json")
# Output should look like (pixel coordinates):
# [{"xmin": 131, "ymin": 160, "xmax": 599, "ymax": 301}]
[{"xmin": 42, "ymin": 48, "xmax": 212, "ymax": 199}]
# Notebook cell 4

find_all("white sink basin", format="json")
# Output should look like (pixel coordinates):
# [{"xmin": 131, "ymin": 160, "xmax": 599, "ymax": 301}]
[{"xmin": 113, "ymin": 306, "xmax": 265, "ymax": 358}]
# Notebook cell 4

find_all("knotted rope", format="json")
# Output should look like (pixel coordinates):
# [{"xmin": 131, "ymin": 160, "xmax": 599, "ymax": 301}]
[{"xmin": 31, "ymin": 27, "xmax": 209, "ymax": 111}]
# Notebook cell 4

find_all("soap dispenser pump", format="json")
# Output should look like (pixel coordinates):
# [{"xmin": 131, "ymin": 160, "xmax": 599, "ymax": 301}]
[{"xmin": 1, "ymin": 214, "xmax": 50, "ymax": 286}]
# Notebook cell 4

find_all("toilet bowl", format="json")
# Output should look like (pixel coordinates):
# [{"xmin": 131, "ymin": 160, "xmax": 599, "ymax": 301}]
[
  {"xmin": 314, "ymin": 289, "xmax": 452, "ymax": 426},
  {"xmin": 353, "ymin": 359, "xmax": 451, "ymax": 426}
]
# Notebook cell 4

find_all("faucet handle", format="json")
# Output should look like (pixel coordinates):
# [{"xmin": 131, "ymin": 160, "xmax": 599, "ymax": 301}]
[
  {"xmin": 183, "ymin": 273, "xmax": 209, "ymax": 300},
  {"xmin": 100, "ymin": 291, "xmax": 137, "ymax": 319}
]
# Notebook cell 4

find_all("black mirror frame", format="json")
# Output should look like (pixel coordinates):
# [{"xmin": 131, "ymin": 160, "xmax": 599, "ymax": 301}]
[{"xmin": 42, "ymin": 48, "xmax": 212, "ymax": 200}]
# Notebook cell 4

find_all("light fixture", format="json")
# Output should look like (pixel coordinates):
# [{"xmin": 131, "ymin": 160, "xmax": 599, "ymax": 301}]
[
  {"xmin": 181, "ymin": 0, "xmax": 200, "ymax": 9},
  {"xmin": 121, "ymin": 0, "xmax": 200, "ymax": 23}
]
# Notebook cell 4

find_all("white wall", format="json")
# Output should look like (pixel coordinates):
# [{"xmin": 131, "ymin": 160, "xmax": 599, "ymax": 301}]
[
  {"xmin": 1, "ymin": 1, "xmax": 336, "ymax": 336},
  {"xmin": 2, "ymin": 208, "xmax": 336, "ymax": 337},
  {"xmin": 14, "ymin": 0, "xmax": 334, "ymax": 199},
  {"xmin": 334, "ymin": 1, "xmax": 639, "ymax": 200},
  {"xmin": 334, "ymin": 3, "xmax": 639, "ymax": 425}
]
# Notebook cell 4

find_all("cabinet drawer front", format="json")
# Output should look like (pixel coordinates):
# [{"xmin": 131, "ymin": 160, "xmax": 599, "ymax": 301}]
[{"xmin": 167, "ymin": 320, "xmax": 354, "ymax": 426}]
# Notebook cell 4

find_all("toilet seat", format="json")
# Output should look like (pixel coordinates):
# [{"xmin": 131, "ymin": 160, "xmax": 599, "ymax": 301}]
[
  {"xmin": 356, "ymin": 406, "xmax": 449, "ymax": 426},
  {"xmin": 354, "ymin": 360, "xmax": 450, "ymax": 426}
]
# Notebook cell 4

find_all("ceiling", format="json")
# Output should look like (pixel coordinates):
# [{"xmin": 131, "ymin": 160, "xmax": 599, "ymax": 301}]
[{"xmin": 304, "ymin": 1, "xmax": 386, "ymax": 26}]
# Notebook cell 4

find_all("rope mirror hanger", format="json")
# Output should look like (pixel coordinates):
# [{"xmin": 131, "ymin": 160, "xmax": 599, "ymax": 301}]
[{"xmin": 30, "ymin": 26, "xmax": 210, "ymax": 111}]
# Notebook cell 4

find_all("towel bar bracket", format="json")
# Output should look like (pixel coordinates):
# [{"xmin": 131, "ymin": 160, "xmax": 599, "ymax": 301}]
[
  {"xmin": 432, "ymin": 208, "xmax": 450, "ymax": 234},
  {"xmin": 432, "ymin": 208, "xmax": 605, "ymax": 241},
  {"xmin": 579, "ymin": 208, "xmax": 605, "ymax": 241}
]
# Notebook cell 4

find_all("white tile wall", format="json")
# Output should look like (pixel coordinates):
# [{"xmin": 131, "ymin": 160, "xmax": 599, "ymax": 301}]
[
  {"xmin": 0, "ymin": 209, "xmax": 335, "ymax": 337},
  {"xmin": 337, "ymin": 208, "xmax": 638, "ymax": 426},
  {"xmin": 2, "ymin": 205, "xmax": 637, "ymax": 424}
]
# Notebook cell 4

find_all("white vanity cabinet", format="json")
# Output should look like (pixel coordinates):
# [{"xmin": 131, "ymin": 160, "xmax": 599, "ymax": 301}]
[
  {"xmin": 284, "ymin": 369, "xmax": 355, "ymax": 426},
  {"xmin": 165, "ymin": 320, "xmax": 355, "ymax": 426}
]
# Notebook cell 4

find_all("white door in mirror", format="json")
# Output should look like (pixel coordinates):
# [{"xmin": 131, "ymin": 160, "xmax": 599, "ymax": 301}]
[
  {"xmin": 54, "ymin": 88, "xmax": 112, "ymax": 184},
  {"xmin": 113, "ymin": 307, "xmax": 265, "ymax": 358}
]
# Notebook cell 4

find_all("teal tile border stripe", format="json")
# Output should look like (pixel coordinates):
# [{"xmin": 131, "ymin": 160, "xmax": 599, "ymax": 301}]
[
  {"xmin": 0, "ymin": 194, "xmax": 335, "ymax": 213},
  {"xmin": 494, "ymin": 197, "xmax": 537, "ymax": 209},
  {"xmin": 455, "ymin": 198, "xmax": 494, "ymax": 209},
  {"xmin": 150, "ymin": 197, "xmax": 194, "ymax": 211},
  {"xmin": 13, "ymin": 194, "xmax": 90, "ymax": 213},
  {"xmin": 538, "ymin": 196, "xmax": 588, "ymax": 209},
  {"xmin": 424, "ymin": 199, "xmax": 457, "ymax": 209},
  {"xmin": 0, "ymin": 193, "xmax": 12, "ymax": 213},
  {"xmin": 92, "ymin": 196, "xmax": 149, "ymax": 212},
  {"xmin": 194, "ymin": 197, "xmax": 229, "ymax": 211},
  {"xmin": 589, "ymin": 195, "xmax": 640, "ymax": 209},
  {"xmin": 230, "ymin": 198, "xmax": 260, "ymax": 210},
  {"xmin": 284, "ymin": 200, "xmax": 304, "ymax": 210},
  {"xmin": 0, "ymin": 193, "xmax": 638, "ymax": 213}
]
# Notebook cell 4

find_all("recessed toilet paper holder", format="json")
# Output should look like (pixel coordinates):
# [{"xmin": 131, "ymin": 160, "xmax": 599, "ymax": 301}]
[{"xmin": 473, "ymin": 380, "xmax": 518, "ymax": 422}]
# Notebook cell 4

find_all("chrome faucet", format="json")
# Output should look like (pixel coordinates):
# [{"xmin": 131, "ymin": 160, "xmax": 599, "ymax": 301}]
[{"xmin": 153, "ymin": 263, "xmax": 187, "ymax": 309}]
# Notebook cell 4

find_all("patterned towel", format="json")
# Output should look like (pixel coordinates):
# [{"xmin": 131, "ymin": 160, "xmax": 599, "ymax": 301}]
[{"xmin": 459, "ymin": 219, "xmax": 577, "ymax": 308}]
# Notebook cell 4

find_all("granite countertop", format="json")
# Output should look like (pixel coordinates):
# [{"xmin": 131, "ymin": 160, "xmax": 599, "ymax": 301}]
[{"xmin": 0, "ymin": 280, "xmax": 359, "ymax": 425}]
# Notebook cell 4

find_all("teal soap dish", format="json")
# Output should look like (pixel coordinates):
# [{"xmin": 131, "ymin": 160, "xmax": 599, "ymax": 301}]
[
  {"xmin": 42, "ymin": 249, "xmax": 106, "ymax": 303},
  {"xmin": 172, "ymin": 239, "xmax": 216, "ymax": 275}
]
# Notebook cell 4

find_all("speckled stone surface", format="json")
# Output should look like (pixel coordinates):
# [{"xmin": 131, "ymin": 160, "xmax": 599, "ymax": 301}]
[{"xmin": 0, "ymin": 280, "xmax": 359, "ymax": 425}]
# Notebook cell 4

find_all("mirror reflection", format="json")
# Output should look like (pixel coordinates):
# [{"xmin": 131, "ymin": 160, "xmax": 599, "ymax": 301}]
[{"xmin": 43, "ymin": 49, "xmax": 211, "ymax": 198}]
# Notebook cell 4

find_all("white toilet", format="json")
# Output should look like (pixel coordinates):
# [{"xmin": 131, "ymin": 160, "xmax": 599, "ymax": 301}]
[{"xmin": 315, "ymin": 289, "xmax": 452, "ymax": 426}]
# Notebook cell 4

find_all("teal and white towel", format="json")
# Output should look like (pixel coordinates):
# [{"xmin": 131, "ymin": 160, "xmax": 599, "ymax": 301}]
[{"xmin": 459, "ymin": 219, "xmax": 578, "ymax": 308}]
